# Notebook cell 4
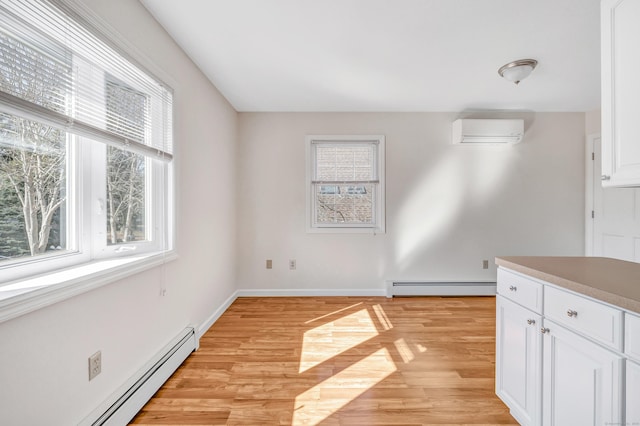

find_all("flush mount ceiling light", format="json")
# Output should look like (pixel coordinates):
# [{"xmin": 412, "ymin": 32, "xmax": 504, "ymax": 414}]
[{"xmin": 498, "ymin": 59, "xmax": 538, "ymax": 85}]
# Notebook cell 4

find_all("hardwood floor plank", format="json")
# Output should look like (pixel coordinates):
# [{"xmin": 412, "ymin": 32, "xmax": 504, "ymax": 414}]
[
  {"xmin": 130, "ymin": 296, "xmax": 516, "ymax": 425},
  {"xmin": 132, "ymin": 410, "xmax": 230, "ymax": 425}
]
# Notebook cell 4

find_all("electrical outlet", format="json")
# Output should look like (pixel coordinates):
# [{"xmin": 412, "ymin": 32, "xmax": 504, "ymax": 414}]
[
  {"xmin": 289, "ymin": 259, "xmax": 296, "ymax": 270},
  {"xmin": 88, "ymin": 351, "xmax": 101, "ymax": 381},
  {"xmin": 482, "ymin": 260, "xmax": 489, "ymax": 269},
  {"xmin": 266, "ymin": 259, "xmax": 272, "ymax": 269}
]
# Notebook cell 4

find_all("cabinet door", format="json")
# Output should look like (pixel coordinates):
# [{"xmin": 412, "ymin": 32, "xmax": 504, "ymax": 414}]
[
  {"xmin": 628, "ymin": 360, "xmax": 640, "ymax": 426},
  {"xmin": 542, "ymin": 320, "xmax": 623, "ymax": 426},
  {"xmin": 601, "ymin": 0, "xmax": 640, "ymax": 187},
  {"xmin": 496, "ymin": 296, "xmax": 542, "ymax": 426}
]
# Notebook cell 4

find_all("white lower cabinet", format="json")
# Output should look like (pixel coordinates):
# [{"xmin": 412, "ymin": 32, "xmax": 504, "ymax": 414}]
[
  {"xmin": 496, "ymin": 268, "xmax": 632, "ymax": 426},
  {"xmin": 541, "ymin": 320, "xmax": 623, "ymax": 426},
  {"xmin": 496, "ymin": 296, "xmax": 542, "ymax": 426},
  {"xmin": 628, "ymin": 360, "xmax": 640, "ymax": 425}
]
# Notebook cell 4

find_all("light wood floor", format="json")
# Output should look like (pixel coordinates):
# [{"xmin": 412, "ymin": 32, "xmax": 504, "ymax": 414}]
[{"xmin": 130, "ymin": 296, "xmax": 517, "ymax": 425}]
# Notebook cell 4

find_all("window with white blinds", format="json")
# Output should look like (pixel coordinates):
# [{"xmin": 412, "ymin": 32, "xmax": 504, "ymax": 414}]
[
  {"xmin": 0, "ymin": 0, "xmax": 174, "ymax": 284},
  {"xmin": 0, "ymin": 0, "xmax": 172, "ymax": 159},
  {"xmin": 307, "ymin": 135, "xmax": 385, "ymax": 232}
]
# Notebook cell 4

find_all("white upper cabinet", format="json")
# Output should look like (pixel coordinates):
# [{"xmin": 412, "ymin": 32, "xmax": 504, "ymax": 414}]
[{"xmin": 602, "ymin": 0, "xmax": 640, "ymax": 187}]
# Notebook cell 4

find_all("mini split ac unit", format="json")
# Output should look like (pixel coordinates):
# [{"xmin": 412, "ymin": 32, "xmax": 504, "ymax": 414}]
[{"xmin": 452, "ymin": 118, "xmax": 524, "ymax": 144}]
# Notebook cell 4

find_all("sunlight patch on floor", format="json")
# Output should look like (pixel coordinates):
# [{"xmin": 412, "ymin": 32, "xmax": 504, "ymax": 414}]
[
  {"xmin": 372, "ymin": 303, "xmax": 393, "ymax": 330},
  {"xmin": 304, "ymin": 302, "xmax": 363, "ymax": 324},
  {"xmin": 393, "ymin": 338, "xmax": 415, "ymax": 363},
  {"xmin": 299, "ymin": 308, "xmax": 378, "ymax": 373},
  {"xmin": 292, "ymin": 348, "xmax": 397, "ymax": 425}
]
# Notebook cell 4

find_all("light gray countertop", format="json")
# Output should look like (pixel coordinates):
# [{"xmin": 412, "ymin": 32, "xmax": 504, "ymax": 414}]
[{"xmin": 495, "ymin": 256, "xmax": 640, "ymax": 315}]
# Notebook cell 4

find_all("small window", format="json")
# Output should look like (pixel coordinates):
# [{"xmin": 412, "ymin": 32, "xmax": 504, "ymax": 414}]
[{"xmin": 306, "ymin": 135, "xmax": 385, "ymax": 233}]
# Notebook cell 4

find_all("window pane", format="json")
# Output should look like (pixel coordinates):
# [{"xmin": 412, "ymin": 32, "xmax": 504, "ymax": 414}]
[
  {"xmin": 106, "ymin": 75, "xmax": 148, "ymax": 144},
  {"xmin": 0, "ymin": 30, "xmax": 71, "ymax": 114},
  {"xmin": 315, "ymin": 145, "xmax": 375, "ymax": 181},
  {"xmin": 106, "ymin": 147, "xmax": 146, "ymax": 245},
  {"xmin": 0, "ymin": 114, "xmax": 68, "ymax": 261},
  {"xmin": 105, "ymin": 75, "xmax": 147, "ymax": 246},
  {"xmin": 0, "ymin": 20, "xmax": 71, "ymax": 263},
  {"xmin": 315, "ymin": 183, "xmax": 374, "ymax": 225}
]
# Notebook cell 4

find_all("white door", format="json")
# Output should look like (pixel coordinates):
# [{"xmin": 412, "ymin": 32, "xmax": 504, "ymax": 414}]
[
  {"xmin": 542, "ymin": 320, "xmax": 623, "ymax": 426},
  {"xmin": 495, "ymin": 296, "xmax": 542, "ymax": 426},
  {"xmin": 588, "ymin": 134, "xmax": 640, "ymax": 261}
]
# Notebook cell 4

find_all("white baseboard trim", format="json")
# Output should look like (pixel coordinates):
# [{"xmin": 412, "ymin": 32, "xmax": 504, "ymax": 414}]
[
  {"xmin": 386, "ymin": 280, "xmax": 497, "ymax": 298},
  {"xmin": 235, "ymin": 288, "xmax": 387, "ymax": 297},
  {"xmin": 197, "ymin": 290, "xmax": 239, "ymax": 340}
]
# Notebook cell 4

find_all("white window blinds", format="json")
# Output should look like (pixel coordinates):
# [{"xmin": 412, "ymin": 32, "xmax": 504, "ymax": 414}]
[
  {"xmin": 0, "ymin": 0, "xmax": 173, "ymax": 161},
  {"xmin": 312, "ymin": 143, "xmax": 379, "ymax": 185}
]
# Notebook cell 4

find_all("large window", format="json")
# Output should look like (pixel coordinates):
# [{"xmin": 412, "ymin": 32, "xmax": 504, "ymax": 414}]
[
  {"xmin": 306, "ymin": 135, "xmax": 385, "ymax": 233},
  {"xmin": 0, "ymin": 0, "xmax": 173, "ymax": 284}
]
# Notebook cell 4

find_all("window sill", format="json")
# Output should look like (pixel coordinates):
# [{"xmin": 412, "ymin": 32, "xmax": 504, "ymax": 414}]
[{"xmin": 0, "ymin": 251, "xmax": 178, "ymax": 324}]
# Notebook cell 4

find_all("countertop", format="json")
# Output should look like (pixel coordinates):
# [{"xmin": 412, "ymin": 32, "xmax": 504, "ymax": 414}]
[{"xmin": 495, "ymin": 256, "xmax": 640, "ymax": 315}]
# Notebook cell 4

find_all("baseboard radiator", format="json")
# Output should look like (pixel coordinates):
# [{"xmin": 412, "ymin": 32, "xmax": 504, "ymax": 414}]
[
  {"xmin": 386, "ymin": 280, "xmax": 496, "ymax": 297},
  {"xmin": 81, "ymin": 327, "xmax": 196, "ymax": 426}
]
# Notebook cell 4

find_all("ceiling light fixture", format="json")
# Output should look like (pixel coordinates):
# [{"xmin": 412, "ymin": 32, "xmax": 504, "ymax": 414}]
[{"xmin": 498, "ymin": 59, "xmax": 538, "ymax": 85}]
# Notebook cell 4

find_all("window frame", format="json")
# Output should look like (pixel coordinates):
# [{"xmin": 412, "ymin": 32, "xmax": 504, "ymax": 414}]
[{"xmin": 306, "ymin": 135, "xmax": 385, "ymax": 234}]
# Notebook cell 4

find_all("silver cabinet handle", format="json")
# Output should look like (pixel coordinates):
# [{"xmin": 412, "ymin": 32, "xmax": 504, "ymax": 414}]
[
  {"xmin": 567, "ymin": 309, "xmax": 578, "ymax": 317},
  {"xmin": 509, "ymin": 285, "xmax": 517, "ymax": 291},
  {"xmin": 527, "ymin": 319, "xmax": 535, "ymax": 325},
  {"xmin": 541, "ymin": 327, "xmax": 550, "ymax": 334},
  {"xmin": 601, "ymin": 175, "xmax": 611, "ymax": 181}
]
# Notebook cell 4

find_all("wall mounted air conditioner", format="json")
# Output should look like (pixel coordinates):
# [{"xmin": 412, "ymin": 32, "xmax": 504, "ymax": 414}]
[{"xmin": 452, "ymin": 118, "xmax": 524, "ymax": 144}]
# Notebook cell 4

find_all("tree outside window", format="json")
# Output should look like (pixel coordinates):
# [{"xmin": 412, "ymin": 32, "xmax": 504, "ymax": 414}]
[
  {"xmin": 105, "ymin": 76, "xmax": 147, "ymax": 245},
  {"xmin": 0, "ymin": 32, "xmax": 68, "ymax": 259}
]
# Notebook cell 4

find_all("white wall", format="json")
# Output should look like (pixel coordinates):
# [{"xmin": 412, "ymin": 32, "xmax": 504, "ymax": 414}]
[
  {"xmin": 0, "ymin": 0, "xmax": 238, "ymax": 424},
  {"xmin": 237, "ymin": 112, "xmax": 586, "ymax": 292},
  {"xmin": 586, "ymin": 110, "xmax": 601, "ymax": 134}
]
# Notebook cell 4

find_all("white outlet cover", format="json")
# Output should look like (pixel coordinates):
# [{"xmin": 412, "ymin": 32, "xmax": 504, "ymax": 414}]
[{"xmin": 89, "ymin": 351, "xmax": 101, "ymax": 381}]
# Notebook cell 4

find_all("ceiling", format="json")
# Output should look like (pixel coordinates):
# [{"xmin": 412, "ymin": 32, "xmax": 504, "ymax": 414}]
[{"xmin": 140, "ymin": 0, "xmax": 601, "ymax": 112}]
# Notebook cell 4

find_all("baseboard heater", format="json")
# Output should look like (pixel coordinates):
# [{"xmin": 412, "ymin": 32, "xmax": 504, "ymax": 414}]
[
  {"xmin": 386, "ymin": 280, "xmax": 496, "ymax": 297},
  {"xmin": 81, "ymin": 327, "xmax": 196, "ymax": 426}
]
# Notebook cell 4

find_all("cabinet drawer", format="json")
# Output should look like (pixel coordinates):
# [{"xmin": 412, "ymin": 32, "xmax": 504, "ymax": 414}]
[
  {"xmin": 626, "ymin": 312, "xmax": 640, "ymax": 362},
  {"xmin": 544, "ymin": 286, "xmax": 622, "ymax": 351},
  {"xmin": 497, "ymin": 268, "xmax": 543, "ymax": 314}
]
